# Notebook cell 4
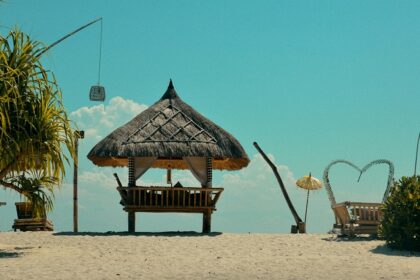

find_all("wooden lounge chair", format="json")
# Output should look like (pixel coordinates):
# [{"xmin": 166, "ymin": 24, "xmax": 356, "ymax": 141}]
[
  {"xmin": 332, "ymin": 201, "xmax": 383, "ymax": 236},
  {"xmin": 12, "ymin": 202, "xmax": 53, "ymax": 232}
]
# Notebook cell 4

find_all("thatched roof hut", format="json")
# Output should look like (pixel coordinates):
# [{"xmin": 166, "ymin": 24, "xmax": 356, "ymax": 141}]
[
  {"xmin": 87, "ymin": 80, "xmax": 249, "ymax": 170},
  {"xmin": 87, "ymin": 80, "xmax": 249, "ymax": 233}
]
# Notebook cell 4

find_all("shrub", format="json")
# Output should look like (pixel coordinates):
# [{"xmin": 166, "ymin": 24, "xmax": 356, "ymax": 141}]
[{"xmin": 379, "ymin": 176, "xmax": 420, "ymax": 251}]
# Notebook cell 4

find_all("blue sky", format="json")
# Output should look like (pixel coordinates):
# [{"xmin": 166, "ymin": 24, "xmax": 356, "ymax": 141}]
[{"xmin": 1, "ymin": 0, "xmax": 419, "ymax": 233}]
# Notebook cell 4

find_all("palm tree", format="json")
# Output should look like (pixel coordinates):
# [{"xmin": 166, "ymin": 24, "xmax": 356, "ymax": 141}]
[{"xmin": 0, "ymin": 29, "xmax": 75, "ymax": 214}]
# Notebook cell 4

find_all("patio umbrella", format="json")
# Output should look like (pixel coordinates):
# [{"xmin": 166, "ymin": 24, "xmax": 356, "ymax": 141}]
[{"xmin": 296, "ymin": 173, "xmax": 323, "ymax": 224}]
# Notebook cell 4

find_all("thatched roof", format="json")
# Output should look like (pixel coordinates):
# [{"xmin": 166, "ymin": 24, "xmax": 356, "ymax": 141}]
[{"xmin": 87, "ymin": 80, "xmax": 249, "ymax": 170}]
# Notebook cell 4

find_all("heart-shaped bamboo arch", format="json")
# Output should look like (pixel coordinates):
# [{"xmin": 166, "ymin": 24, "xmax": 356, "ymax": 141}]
[{"xmin": 323, "ymin": 159, "xmax": 394, "ymax": 207}]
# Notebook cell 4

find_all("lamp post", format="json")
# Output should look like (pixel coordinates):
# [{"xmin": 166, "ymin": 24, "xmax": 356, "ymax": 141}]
[{"xmin": 73, "ymin": 130, "xmax": 84, "ymax": 232}]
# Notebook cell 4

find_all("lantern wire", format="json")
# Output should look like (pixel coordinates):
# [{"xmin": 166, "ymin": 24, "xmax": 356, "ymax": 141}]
[{"xmin": 97, "ymin": 18, "xmax": 103, "ymax": 85}]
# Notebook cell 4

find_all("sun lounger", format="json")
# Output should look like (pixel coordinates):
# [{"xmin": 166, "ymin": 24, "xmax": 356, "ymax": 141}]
[{"xmin": 332, "ymin": 201, "xmax": 382, "ymax": 236}]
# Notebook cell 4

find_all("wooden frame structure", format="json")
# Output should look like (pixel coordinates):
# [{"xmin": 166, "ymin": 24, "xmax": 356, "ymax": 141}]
[
  {"xmin": 117, "ymin": 155, "xmax": 223, "ymax": 233},
  {"xmin": 323, "ymin": 160, "xmax": 394, "ymax": 236},
  {"xmin": 112, "ymin": 154, "xmax": 223, "ymax": 233},
  {"xmin": 117, "ymin": 185, "xmax": 223, "ymax": 233}
]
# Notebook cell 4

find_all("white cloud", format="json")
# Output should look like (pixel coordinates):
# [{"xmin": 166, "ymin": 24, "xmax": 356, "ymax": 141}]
[
  {"xmin": 220, "ymin": 153, "xmax": 296, "ymax": 189},
  {"xmin": 70, "ymin": 96, "xmax": 148, "ymax": 140},
  {"xmin": 69, "ymin": 96, "xmax": 148, "ymax": 180},
  {"xmin": 79, "ymin": 171, "xmax": 117, "ymax": 189}
]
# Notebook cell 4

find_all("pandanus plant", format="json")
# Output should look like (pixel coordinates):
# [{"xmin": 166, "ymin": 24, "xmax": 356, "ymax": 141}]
[
  {"xmin": 10, "ymin": 173, "xmax": 57, "ymax": 218},
  {"xmin": 0, "ymin": 29, "xmax": 75, "ymax": 215}
]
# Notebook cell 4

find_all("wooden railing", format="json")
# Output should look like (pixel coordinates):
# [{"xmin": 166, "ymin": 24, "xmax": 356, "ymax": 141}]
[{"xmin": 117, "ymin": 186, "xmax": 224, "ymax": 212}]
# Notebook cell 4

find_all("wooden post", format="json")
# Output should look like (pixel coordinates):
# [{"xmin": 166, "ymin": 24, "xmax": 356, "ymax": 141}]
[
  {"xmin": 203, "ymin": 209, "xmax": 212, "ymax": 233},
  {"xmin": 202, "ymin": 157, "xmax": 212, "ymax": 233},
  {"xmin": 73, "ymin": 137, "xmax": 78, "ymax": 233},
  {"xmin": 128, "ymin": 157, "xmax": 136, "ymax": 233},
  {"xmin": 73, "ymin": 130, "xmax": 84, "ymax": 233},
  {"xmin": 128, "ymin": 212, "xmax": 135, "ymax": 233}
]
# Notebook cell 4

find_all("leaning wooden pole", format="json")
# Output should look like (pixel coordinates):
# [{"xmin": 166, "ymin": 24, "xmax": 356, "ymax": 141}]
[
  {"xmin": 253, "ymin": 142, "xmax": 305, "ymax": 233},
  {"xmin": 36, "ymin": 18, "xmax": 102, "ymax": 58}
]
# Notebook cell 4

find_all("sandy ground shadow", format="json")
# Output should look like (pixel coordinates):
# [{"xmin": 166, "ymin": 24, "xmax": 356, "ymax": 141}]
[
  {"xmin": 0, "ymin": 247, "xmax": 32, "ymax": 258},
  {"xmin": 53, "ymin": 231, "xmax": 223, "ymax": 237},
  {"xmin": 322, "ymin": 235, "xmax": 420, "ymax": 257}
]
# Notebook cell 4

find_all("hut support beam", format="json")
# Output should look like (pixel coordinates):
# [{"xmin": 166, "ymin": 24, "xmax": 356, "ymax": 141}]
[
  {"xmin": 203, "ymin": 209, "xmax": 211, "ymax": 233},
  {"xmin": 128, "ymin": 212, "xmax": 135, "ymax": 233},
  {"xmin": 128, "ymin": 157, "xmax": 136, "ymax": 233},
  {"xmin": 202, "ymin": 157, "xmax": 212, "ymax": 233}
]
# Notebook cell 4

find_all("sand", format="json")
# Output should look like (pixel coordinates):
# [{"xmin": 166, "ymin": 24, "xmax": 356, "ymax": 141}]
[{"xmin": 0, "ymin": 232, "xmax": 419, "ymax": 280}]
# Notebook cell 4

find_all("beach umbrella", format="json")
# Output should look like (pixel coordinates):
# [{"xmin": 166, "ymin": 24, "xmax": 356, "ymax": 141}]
[{"xmin": 296, "ymin": 173, "xmax": 323, "ymax": 224}]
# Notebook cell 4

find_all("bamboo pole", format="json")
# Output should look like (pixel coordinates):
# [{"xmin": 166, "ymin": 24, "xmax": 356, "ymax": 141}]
[
  {"xmin": 202, "ymin": 157, "xmax": 213, "ymax": 233},
  {"xmin": 304, "ymin": 190, "xmax": 309, "ymax": 224},
  {"xmin": 37, "ymin": 18, "xmax": 103, "ymax": 58},
  {"xmin": 73, "ymin": 130, "xmax": 84, "ymax": 233},
  {"xmin": 128, "ymin": 157, "xmax": 135, "ymax": 233}
]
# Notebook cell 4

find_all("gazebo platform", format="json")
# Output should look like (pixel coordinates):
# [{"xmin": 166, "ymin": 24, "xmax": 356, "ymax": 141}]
[{"xmin": 117, "ymin": 186, "xmax": 224, "ymax": 213}]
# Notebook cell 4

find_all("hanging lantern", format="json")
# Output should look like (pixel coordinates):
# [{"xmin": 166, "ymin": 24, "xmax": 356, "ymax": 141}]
[
  {"xmin": 89, "ymin": 18, "xmax": 105, "ymax": 102},
  {"xmin": 89, "ymin": 85, "xmax": 105, "ymax": 101}
]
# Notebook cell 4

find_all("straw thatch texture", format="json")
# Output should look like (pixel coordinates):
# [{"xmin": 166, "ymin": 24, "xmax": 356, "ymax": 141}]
[{"xmin": 87, "ymin": 81, "xmax": 249, "ymax": 170}]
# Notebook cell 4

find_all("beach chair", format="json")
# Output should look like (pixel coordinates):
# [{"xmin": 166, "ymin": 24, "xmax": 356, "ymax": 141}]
[
  {"xmin": 332, "ymin": 201, "xmax": 383, "ymax": 236},
  {"xmin": 12, "ymin": 202, "xmax": 53, "ymax": 232},
  {"xmin": 324, "ymin": 160, "xmax": 394, "ymax": 237}
]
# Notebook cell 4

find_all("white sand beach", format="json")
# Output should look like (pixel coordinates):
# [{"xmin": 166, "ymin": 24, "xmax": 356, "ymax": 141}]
[{"xmin": 0, "ymin": 232, "xmax": 419, "ymax": 280}]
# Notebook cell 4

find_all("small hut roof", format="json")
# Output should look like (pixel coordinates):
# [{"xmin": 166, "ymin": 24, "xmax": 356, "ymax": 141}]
[{"xmin": 87, "ymin": 80, "xmax": 249, "ymax": 170}]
